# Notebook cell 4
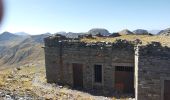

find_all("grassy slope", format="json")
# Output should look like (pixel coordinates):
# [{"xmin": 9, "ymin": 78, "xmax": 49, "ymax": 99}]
[{"xmin": 0, "ymin": 41, "xmax": 45, "ymax": 69}]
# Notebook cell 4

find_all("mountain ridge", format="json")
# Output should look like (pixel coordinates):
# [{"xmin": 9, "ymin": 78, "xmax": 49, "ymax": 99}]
[{"xmin": 0, "ymin": 27, "xmax": 169, "ymax": 68}]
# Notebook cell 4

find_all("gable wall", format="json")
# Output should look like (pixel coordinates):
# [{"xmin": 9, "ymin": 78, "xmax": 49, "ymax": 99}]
[{"xmin": 137, "ymin": 45, "xmax": 170, "ymax": 100}]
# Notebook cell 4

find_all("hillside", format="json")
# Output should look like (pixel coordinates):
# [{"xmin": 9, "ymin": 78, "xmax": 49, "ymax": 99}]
[
  {"xmin": 0, "ymin": 32, "xmax": 26, "ymax": 47},
  {"xmin": 0, "ymin": 32, "xmax": 49, "ymax": 69}
]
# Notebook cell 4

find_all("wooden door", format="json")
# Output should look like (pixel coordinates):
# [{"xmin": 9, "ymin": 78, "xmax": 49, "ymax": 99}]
[
  {"xmin": 164, "ymin": 80, "xmax": 170, "ymax": 100},
  {"xmin": 115, "ymin": 66, "xmax": 134, "ymax": 94},
  {"xmin": 73, "ymin": 63, "xmax": 83, "ymax": 88}
]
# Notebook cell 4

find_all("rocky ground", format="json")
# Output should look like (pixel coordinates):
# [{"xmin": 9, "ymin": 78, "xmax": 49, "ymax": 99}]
[{"xmin": 0, "ymin": 64, "xmax": 134, "ymax": 100}]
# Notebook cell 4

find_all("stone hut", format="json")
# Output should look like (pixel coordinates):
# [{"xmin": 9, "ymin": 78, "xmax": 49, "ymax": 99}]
[{"xmin": 44, "ymin": 35, "xmax": 170, "ymax": 100}]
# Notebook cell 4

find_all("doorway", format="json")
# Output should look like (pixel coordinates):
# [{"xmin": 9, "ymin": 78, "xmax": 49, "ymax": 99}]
[
  {"xmin": 164, "ymin": 80, "xmax": 170, "ymax": 100},
  {"xmin": 115, "ymin": 66, "xmax": 134, "ymax": 94},
  {"xmin": 72, "ymin": 63, "xmax": 83, "ymax": 88}
]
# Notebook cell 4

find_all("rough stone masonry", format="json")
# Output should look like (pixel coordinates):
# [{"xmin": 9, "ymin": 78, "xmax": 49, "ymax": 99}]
[{"xmin": 44, "ymin": 35, "xmax": 170, "ymax": 100}]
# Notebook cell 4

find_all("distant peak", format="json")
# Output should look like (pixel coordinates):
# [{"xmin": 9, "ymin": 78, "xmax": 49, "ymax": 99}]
[
  {"xmin": 2, "ymin": 31, "xmax": 12, "ymax": 34},
  {"xmin": 133, "ymin": 29, "xmax": 149, "ymax": 35},
  {"xmin": 1, "ymin": 31, "xmax": 16, "ymax": 36},
  {"xmin": 118, "ymin": 29, "xmax": 133, "ymax": 35},
  {"xmin": 88, "ymin": 28, "xmax": 110, "ymax": 36},
  {"xmin": 14, "ymin": 32, "xmax": 29, "ymax": 36},
  {"xmin": 158, "ymin": 27, "xmax": 170, "ymax": 36},
  {"xmin": 43, "ymin": 32, "xmax": 52, "ymax": 35}
]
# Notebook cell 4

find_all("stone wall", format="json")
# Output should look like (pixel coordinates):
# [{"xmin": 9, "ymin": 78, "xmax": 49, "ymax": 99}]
[
  {"xmin": 137, "ymin": 42, "xmax": 170, "ymax": 100},
  {"xmin": 44, "ymin": 37, "xmax": 135, "ymax": 94}
]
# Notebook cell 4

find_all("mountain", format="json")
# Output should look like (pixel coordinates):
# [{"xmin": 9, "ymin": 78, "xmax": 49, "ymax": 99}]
[
  {"xmin": 0, "ymin": 32, "xmax": 27, "ymax": 47},
  {"xmin": 0, "ymin": 32, "xmax": 50, "ymax": 68},
  {"xmin": 0, "ymin": 41, "xmax": 44, "ymax": 66},
  {"xmin": 55, "ymin": 32, "xmax": 85, "ymax": 38},
  {"xmin": 14, "ymin": 32, "xmax": 30, "ymax": 36},
  {"xmin": 63, "ymin": 32, "xmax": 85, "ymax": 38},
  {"xmin": 55, "ymin": 29, "xmax": 111, "ymax": 38},
  {"xmin": 118, "ymin": 29, "xmax": 134, "ymax": 35},
  {"xmin": 56, "ymin": 31, "xmax": 67, "ymax": 35},
  {"xmin": 158, "ymin": 28, "xmax": 170, "ymax": 36},
  {"xmin": 88, "ymin": 28, "xmax": 111, "ymax": 36},
  {"xmin": 0, "ymin": 28, "xmax": 169, "ymax": 68},
  {"xmin": 0, "ymin": 32, "xmax": 20, "ymax": 41},
  {"xmin": 133, "ymin": 29, "xmax": 151, "ymax": 35},
  {"xmin": 149, "ymin": 30, "xmax": 161, "ymax": 34},
  {"xmin": 30, "ymin": 33, "xmax": 52, "ymax": 43}
]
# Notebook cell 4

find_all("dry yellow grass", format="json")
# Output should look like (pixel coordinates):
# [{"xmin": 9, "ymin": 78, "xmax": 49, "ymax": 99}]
[
  {"xmin": 0, "ymin": 65, "xmax": 45, "ymax": 93},
  {"xmin": 81, "ymin": 35, "xmax": 170, "ymax": 47}
]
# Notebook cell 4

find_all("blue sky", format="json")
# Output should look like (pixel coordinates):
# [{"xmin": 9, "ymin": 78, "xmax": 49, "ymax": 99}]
[{"xmin": 1, "ymin": 0, "xmax": 170, "ymax": 34}]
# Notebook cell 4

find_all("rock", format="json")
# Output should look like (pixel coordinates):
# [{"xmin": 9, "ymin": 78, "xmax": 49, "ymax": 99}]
[
  {"xmin": 0, "ymin": 92, "xmax": 5, "ymax": 97},
  {"xmin": 5, "ymin": 95, "xmax": 12, "ymax": 99},
  {"xmin": 59, "ymin": 86, "xmax": 63, "ymax": 88},
  {"xmin": 7, "ymin": 75, "xmax": 14, "ymax": 79},
  {"xmin": 16, "ymin": 67, "xmax": 21, "ymax": 70}
]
